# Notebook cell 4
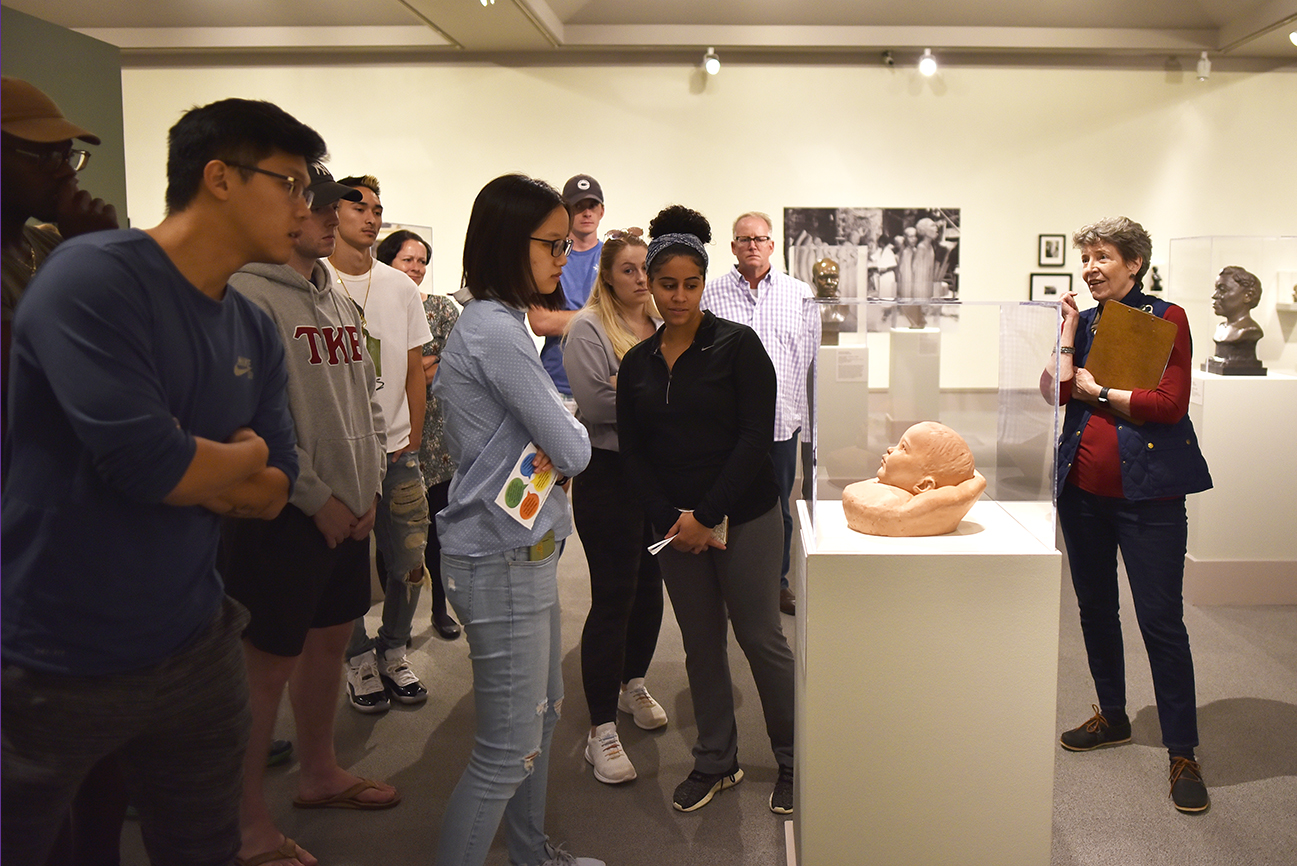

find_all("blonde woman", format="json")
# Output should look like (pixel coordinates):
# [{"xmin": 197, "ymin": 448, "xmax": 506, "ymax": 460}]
[{"xmin": 561, "ymin": 229, "xmax": 667, "ymax": 786}]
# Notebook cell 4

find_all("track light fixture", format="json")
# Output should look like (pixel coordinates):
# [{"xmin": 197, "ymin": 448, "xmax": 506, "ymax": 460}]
[
  {"xmin": 882, "ymin": 50, "xmax": 895, "ymax": 68},
  {"xmin": 1196, "ymin": 51, "xmax": 1211, "ymax": 81},
  {"xmin": 918, "ymin": 48, "xmax": 937, "ymax": 77},
  {"xmin": 703, "ymin": 47, "xmax": 720, "ymax": 76}
]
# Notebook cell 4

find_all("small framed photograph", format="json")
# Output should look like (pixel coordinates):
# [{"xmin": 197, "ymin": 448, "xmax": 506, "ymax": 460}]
[
  {"xmin": 1030, "ymin": 272, "xmax": 1072, "ymax": 302},
  {"xmin": 1038, "ymin": 234, "xmax": 1066, "ymax": 267}
]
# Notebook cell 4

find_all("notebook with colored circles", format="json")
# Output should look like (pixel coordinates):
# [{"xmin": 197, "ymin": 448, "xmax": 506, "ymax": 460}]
[{"xmin": 495, "ymin": 442, "xmax": 558, "ymax": 529}]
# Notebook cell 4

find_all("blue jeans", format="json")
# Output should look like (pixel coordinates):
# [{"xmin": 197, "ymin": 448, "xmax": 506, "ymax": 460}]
[
  {"xmin": 1058, "ymin": 485, "xmax": 1198, "ymax": 754},
  {"xmin": 348, "ymin": 450, "xmax": 429, "ymax": 657},
  {"xmin": 770, "ymin": 429, "xmax": 800, "ymax": 588},
  {"xmin": 435, "ymin": 542, "xmax": 565, "ymax": 866}
]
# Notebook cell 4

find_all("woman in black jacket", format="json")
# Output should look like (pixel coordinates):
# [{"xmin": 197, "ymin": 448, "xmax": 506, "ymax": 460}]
[{"xmin": 616, "ymin": 205, "xmax": 795, "ymax": 817}]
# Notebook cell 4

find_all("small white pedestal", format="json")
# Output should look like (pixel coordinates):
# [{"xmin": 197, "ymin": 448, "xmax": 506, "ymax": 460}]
[
  {"xmin": 1185, "ymin": 370, "xmax": 1297, "ymax": 604},
  {"xmin": 791, "ymin": 500, "xmax": 1060, "ymax": 866},
  {"xmin": 815, "ymin": 344, "xmax": 871, "ymax": 494},
  {"xmin": 887, "ymin": 327, "xmax": 940, "ymax": 439}
]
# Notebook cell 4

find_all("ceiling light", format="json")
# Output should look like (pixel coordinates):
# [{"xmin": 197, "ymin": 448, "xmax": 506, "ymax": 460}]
[
  {"xmin": 1196, "ymin": 52, "xmax": 1211, "ymax": 81},
  {"xmin": 1290, "ymin": 30, "xmax": 1297, "ymax": 46},
  {"xmin": 918, "ymin": 49, "xmax": 937, "ymax": 77},
  {"xmin": 480, "ymin": 0, "xmax": 494, "ymax": 6},
  {"xmin": 703, "ymin": 47, "xmax": 720, "ymax": 76},
  {"xmin": 882, "ymin": 50, "xmax": 895, "ymax": 68}
]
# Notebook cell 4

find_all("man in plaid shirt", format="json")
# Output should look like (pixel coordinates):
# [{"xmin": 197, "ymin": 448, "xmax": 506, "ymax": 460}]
[{"xmin": 702, "ymin": 211, "xmax": 821, "ymax": 616}]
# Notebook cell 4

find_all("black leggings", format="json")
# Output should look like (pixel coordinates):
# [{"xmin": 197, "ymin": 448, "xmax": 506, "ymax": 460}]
[{"xmin": 573, "ymin": 447, "xmax": 664, "ymax": 726}]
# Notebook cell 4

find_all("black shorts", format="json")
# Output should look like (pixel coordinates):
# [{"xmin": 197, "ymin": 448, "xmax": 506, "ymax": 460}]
[{"xmin": 219, "ymin": 505, "xmax": 371, "ymax": 657}]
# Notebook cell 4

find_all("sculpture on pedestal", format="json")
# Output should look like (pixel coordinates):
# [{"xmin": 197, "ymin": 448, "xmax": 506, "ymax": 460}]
[
  {"xmin": 842, "ymin": 421, "xmax": 986, "ymax": 537},
  {"xmin": 812, "ymin": 257, "xmax": 844, "ymax": 345},
  {"xmin": 1202, "ymin": 265, "xmax": 1266, "ymax": 376}
]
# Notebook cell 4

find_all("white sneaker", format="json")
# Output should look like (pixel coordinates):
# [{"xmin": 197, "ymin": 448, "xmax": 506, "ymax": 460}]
[
  {"xmin": 379, "ymin": 647, "xmax": 427, "ymax": 704},
  {"xmin": 617, "ymin": 678, "xmax": 668, "ymax": 730},
  {"xmin": 584, "ymin": 722, "xmax": 637, "ymax": 784},
  {"xmin": 345, "ymin": 651, "xmax": 390, "ymax": 713}
]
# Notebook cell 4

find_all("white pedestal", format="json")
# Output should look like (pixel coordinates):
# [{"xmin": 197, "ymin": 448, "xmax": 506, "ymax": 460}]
[
  {"xmin": 1185, "ymin": 370, "xmax": 1297, "ymax": 604},
  {"xmin": 887, "ymin": 327, "xmax": 940, "ymax": 439},
  {"xmin": 815, "ymin": 344, "xmax": 872, "ymax": 492},
  {"xmin": 791, "ymin": 500, "xmax": 1060, "ymax": 866}
]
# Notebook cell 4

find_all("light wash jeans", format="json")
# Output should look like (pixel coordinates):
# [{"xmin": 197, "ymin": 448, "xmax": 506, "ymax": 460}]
[
  {"xmin": 348, "ymin": 450, "xmax": 429, "ymax": 658},
  {"xmin": 435, "ymin": 541, "xmax": 565, "ymax": 866}
]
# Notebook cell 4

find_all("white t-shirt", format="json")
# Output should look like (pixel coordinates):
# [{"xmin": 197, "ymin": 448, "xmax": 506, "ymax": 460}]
[{"xmin": 324, "ymin": 258, "xmax": 433, "ymax": 453}]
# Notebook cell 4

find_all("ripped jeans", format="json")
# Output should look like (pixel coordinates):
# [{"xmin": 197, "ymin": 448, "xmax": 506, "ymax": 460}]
[
  {"xmin": 436, "ymin": 541, "xmax": 565, "ymax": 866},
  {"xmin": 347, "ymin": 450, "xmax": 429, "ymax": 658}
]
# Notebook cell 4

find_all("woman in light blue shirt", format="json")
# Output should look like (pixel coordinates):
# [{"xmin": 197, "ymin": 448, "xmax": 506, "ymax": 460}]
[{"xmin": 432, "ymin": 174, "xmax": 596, "ymax": 866}]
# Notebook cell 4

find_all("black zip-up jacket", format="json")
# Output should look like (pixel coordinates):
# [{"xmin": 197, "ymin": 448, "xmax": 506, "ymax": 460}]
[{"xmin": 617, "ymin": 311, "xmax": 779, "ymax": 535}]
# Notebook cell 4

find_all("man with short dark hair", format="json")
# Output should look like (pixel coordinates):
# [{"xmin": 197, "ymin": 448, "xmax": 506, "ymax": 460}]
[
  {"xmin": 529, "ymin": 173, "xmax": 604, "ymax": 399},
  {"xmin": 325, "ymin": 174, "xmax": 433, "ymax": 713},
  {"xmin": 703, "ymin": 211, "xmax": 820, "ymax": 616},
  {"xmin": 1, "ymin": 97, "xmax": 318, "ymax": 866},
  {"xmin": 224, "ymin": 162, "xmax": 398, "ymax": 866}
]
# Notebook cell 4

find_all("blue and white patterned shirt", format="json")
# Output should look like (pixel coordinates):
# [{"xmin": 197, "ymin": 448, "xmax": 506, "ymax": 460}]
[
  {"xmin": 703, "ymin": 265, "xmax": 821, "ymax": 440},
  {"xmin": 433, "ymin": 297, "xmax": 591, "ymax": 557}
]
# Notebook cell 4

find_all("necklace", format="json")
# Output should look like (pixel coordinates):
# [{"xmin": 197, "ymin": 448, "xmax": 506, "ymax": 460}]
[{"xmin": 330, "ymin": 257, "xmax": 374, "ymax": 325}]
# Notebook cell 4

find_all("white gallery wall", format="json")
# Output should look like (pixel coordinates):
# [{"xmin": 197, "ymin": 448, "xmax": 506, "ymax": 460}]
[{"xmin": 120, "ymin": 62, "xmax": 1297, "ymax": 386}]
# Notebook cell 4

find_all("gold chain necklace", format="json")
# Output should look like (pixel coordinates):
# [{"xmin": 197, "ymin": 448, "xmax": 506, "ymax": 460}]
[{"xmin": 330, "ymin": 257, "xmax": 374, "ymax": 325}]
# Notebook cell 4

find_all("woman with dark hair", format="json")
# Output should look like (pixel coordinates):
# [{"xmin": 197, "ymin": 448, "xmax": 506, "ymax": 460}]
[
  {"xmin": 616, "ymin": 205, "xmax": 796, "ymax": 816},
  {"xmin": 431, "ymin": 174, "xmax": 597, "ymax": 866},
  {"xmin": 1043, "ymin": 216, "xmax": 1213, "ymax": 814},
  {"xmin": 375, "ymin": 229, "xmax": 461, "ymax": 640},
  {"xmin": 377, "ymin": 229, "xmax": 430, "ymax": 289},
  {"xmin": 561, "ymin": 229, "xmax": 667, "ymax": 786}
]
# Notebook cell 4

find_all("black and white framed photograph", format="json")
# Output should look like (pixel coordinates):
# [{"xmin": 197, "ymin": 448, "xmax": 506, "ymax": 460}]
[
  {"xmin": 1038, "ymin": 234, "xmax": 1066, "ymax": 267},
  {"xmin": 783, "ymin": 206, "xmax": 961, "ymax": 332},
  {"xmin": 1030, "ymin": 272, "xmax": 1071, "ymax": 302}
]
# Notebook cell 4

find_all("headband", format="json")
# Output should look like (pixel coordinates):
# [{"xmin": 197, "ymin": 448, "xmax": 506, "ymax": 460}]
[{"xmin": 645, "ymin": 232, "xmax": 708, "ymax": 273}]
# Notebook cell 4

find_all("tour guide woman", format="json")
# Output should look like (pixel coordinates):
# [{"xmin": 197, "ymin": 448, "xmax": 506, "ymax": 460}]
[
  {"xmin": 432, "ymin": 174, "xmax": 598, "ymax": 866},
  {"xmin": 1044, "ymin": 216, "xmax": 1212, "ymax": 814},
  {"xmin": 617, "ymin": 205, "xmax": 796, "ymax": 816}
]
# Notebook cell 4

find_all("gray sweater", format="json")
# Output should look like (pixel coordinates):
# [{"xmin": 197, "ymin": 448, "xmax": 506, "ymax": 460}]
[{"xmin": 230, "ymin": 261, "xmax": 386, "ymax": 517}]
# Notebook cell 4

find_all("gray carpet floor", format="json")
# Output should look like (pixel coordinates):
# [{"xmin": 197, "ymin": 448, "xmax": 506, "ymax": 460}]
[{"xmin": 120, "ymin": 530, "xmax": 1297, "ymax": 865}]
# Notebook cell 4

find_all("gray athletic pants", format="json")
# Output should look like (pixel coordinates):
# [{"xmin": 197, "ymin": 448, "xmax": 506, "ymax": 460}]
[{"xmin": 657, "ymin": 504, "xmax": 795, "ymax": 775}]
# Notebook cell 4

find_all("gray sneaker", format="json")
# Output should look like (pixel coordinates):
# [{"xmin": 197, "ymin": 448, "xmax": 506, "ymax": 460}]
[
  {"xmin": 541, "ymin": 842, "xmax": 605, "ymax": 866},
  {"xmin": 672, "ymin": 763, "xmax": 743, "ymax": 812}
]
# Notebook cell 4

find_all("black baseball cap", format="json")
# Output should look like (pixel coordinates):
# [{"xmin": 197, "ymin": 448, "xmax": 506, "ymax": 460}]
[
  {"xmin": 562, "ymin": 174, "xmax": 604, "ymax": 207},
  {"xmin": 307, "ymin": 162, "xmax": 363, "ymax": 208}
]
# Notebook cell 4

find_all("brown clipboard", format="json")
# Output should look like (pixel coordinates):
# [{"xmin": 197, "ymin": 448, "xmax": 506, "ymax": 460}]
[{"xmin": 1081, "ymin": 301, "xmax": 1177, "ymax": 424}]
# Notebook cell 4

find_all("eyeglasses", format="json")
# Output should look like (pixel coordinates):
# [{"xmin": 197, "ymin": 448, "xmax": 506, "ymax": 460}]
[
  {"xmin": 8, "ymin": 145, "xmax": 91, "ymax": 172},
  {"xmin": 225, "ymin": 163, "xmax": 314, "ymax": 208},
  {"xmin": 531, "ymin": 236, "xmax": 574, "ymax": 258},
  {"xmin": 734, "ymin": 235, "xmax": 771, "ymax": 246}
]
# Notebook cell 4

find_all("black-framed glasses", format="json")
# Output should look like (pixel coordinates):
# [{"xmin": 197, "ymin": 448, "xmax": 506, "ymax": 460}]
[
  {"xmin": 531, "ymin": 236, "xmax": 574, "ymax": 258},
  {"xmin": 8, "ymin": 144, "xmax": 91, "ymax": 172},
  {"xmin": 225, "ymin": 162, "xmax": 314, "ymax": 208},
  {"xmin": 734, "ymin": 235, "xmax": 771, "ymax": 246}
]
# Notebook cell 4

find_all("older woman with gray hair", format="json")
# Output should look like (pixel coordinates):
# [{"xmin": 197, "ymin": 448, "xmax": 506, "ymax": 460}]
[{"xmin": 1042, "ymin": 216, "xmax": 1213, "ymax": 814}]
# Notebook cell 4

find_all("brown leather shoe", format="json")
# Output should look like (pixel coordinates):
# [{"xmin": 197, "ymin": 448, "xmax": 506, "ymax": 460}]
[{"xmin": 779, "ymin": 587, "xmax": 796, "ymax": 616}]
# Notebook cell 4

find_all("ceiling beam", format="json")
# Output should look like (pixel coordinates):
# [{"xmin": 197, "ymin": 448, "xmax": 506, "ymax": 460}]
[
  {"xmin": 73, "ymin": 25, "xmax": 451, "ymax": 50},
  {"xmin": 1216, "ymin": 0, "xmax": 1297, "ymax": 52},
  {"xmin": 560, "ymin": 25, "xmax": 1217, "ymax": 53}
]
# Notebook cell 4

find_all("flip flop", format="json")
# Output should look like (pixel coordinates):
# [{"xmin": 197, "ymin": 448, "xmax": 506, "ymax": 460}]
[
  {"xmin": 235, "ymin": 836, "xmax": 308, "ymax": 866},
  {"xmin": 292, "ymin": 778, "xmax": 401, "ymax": 810}
]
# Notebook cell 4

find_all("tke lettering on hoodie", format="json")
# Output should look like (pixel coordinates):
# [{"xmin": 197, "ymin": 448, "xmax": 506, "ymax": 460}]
[{"xmin": 294, "ymin": 325, "xmax": 365, "ymax": 366}]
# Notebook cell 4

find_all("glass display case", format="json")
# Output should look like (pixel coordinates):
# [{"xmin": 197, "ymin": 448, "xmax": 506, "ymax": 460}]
[{"xmin": 803, "ymin": 297, "xmax": 1061, "ymax": 547}]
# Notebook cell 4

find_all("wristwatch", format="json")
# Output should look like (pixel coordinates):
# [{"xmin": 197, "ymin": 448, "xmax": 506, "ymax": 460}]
[{"xmin": 1097, "ymin": 386, "xmax": 1110, "ymax": 404}]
